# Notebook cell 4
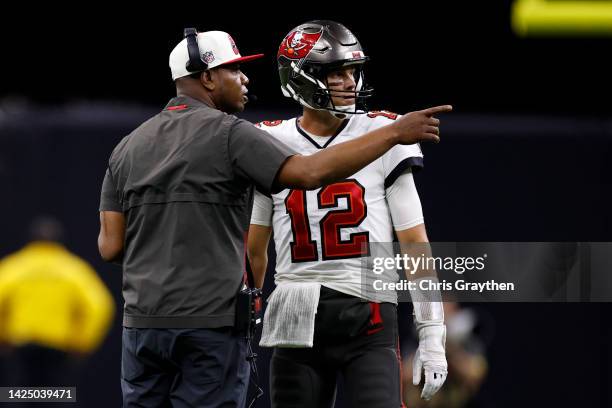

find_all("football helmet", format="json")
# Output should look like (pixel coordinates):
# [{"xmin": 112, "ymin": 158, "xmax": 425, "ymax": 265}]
[{"xmin": 277, "ymin": 20, "xmax": 374, "ymax": 117}]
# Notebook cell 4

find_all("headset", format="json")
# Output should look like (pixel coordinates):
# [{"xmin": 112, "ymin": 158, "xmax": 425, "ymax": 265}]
[{"xmin": 184, "ymin": 27, "xmax": 207, "ymax": 72}]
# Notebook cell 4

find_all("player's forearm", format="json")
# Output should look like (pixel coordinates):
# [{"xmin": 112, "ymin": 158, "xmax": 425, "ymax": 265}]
[
  {"xmin": 396, "ymin": 225, "xmax": 437, "ymax": 280},
  {"xmin": 278, "ymin": 125, "xmax": 398, "ymax": 189},
  {"xmin": 397, "ymin": 226, "xmax": 445, "ymax": 330},
  {"xmin": 402, "ymin": 246, "xmax": 436, "ymax": 281},
  {"xmin": 247, "ymin": 246, "xmax": 268, "ymax": 288},
  {"xmin": 249, "ymin": 253, "xmax": 268, "ymax": 289},
  {"xmin": 247, "ymin": 225, "xmax": 272, "ymax": 288}
]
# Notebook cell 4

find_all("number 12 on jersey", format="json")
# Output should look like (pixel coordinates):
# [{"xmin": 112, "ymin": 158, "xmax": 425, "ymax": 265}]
[{"xmin": 284, "ymin": 179, "xmax": 370, "ymax": 263}]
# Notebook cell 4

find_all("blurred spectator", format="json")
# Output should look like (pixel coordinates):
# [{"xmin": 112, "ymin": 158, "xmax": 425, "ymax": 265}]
[
  {"xmin": 402, "ymin": 302, "xmax": 488, "ymax": 408},
  {"xmin": 0, "ymin": 216, "xmax": 114, "ymax": 386}
]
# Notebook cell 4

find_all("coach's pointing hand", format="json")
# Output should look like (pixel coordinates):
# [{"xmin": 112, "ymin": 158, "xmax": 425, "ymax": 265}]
[{"xmin": 393, "ymin": 105, "xmax": 453, "ymax": 145}]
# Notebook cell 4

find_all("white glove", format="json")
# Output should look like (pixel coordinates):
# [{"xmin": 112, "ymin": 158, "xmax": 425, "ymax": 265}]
[{"xmin": 412, "ymin": 324, "xmax": 447, "ymax": 400}]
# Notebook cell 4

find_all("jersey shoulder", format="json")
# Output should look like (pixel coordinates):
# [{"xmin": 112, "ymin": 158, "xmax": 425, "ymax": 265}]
[
  {"xmin": 254, "ymin": 118, "xmax": 296, "ymax": 139},
  {"xmin": 352, "ymin": 110, "xmax": 401, "ymax": 131},
  {"xmin": 254, "ymin": 119, "xmax": 286, "ymax": 128},
  {"xmin": 366, "ymin": 110, "xmax": 400, "ymax": 121}
]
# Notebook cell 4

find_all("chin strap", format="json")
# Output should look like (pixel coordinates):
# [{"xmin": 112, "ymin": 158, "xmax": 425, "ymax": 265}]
[
  {"xmin": 332, "ymin": 104, "xmax": 356, "ymax": 119},
  {"xmin": 325, "ymin": 104, "xmax": 367, "ymax": 119}
]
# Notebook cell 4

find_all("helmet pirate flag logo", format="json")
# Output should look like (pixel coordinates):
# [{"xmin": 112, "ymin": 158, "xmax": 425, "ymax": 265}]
[{"xmin": 278, "ymin": 29, "xmax": 323, "ymax": 60}]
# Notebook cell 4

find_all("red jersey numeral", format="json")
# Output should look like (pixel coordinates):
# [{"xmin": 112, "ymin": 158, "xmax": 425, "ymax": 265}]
[
  {"xmin": 318, "ymin": 180, "xmax": 369, "ymax": 260},
  {"xmin": 285, "ymin": 179, "xmax": 370, "ymax": 263},
  {"xmin": 285, "ymin": 190, "xmax": 318, "ymax": 262}
]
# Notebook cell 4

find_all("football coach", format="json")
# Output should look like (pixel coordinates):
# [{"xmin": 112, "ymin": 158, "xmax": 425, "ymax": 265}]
[{"xmin": 97, "ymin": 27, "xmax": 450, "ymax": 407}]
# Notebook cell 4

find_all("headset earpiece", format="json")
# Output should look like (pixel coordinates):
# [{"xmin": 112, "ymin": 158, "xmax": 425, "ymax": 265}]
[{"xmin": 184, "ymin": 28, "xmax": 207, "ymax": 72}]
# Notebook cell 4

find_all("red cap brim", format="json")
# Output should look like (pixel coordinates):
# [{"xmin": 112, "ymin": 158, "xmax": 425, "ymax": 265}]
[{"xmin": 221, "ymin": 54, "xmax": 265, "ymax": 66}]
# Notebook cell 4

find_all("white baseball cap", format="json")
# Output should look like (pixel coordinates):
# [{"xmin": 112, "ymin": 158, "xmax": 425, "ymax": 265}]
[{"xmin": 169, "ymin": 30, "xmax": 264, "ymax": 80}]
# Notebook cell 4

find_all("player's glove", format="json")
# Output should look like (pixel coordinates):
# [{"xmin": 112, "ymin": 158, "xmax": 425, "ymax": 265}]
[{"xmin": 412, "ymin": 324, "xmax": 447, "ymax": 400}]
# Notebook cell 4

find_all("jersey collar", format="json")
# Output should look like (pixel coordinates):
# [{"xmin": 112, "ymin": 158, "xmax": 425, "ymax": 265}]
[{"xmin": 295, "ymin": 118, "xmax": 350, "ymax": 149}]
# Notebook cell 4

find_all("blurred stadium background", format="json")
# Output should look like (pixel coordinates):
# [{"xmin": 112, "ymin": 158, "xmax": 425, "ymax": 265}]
[{"xmin": 0, "ymin": 1, "xmax": 611, "ymax": 406}]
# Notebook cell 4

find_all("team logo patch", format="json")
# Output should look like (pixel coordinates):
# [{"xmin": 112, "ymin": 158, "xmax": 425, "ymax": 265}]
[
  {"xmin": 228, "ymin": 34, "xmax": 239, "ymax": 55},
  {"xmin": 203, "ymin": 51, "xmax": 215, "ymax": 64},
  {"xmin": 278, "ymin": 29, "xmax": 322, "ymax": 59},
  {"xmin": 347, "ymin": 51, "xmax": 364, "ymax": 59}
]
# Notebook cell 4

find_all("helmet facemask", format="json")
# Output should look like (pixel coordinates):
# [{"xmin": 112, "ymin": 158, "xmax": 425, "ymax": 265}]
[
  {"xmin": 281, "ymin": 59, "xmax": 373, "ymax": 118},
  {"xmin": 316, "ymin": 62, "xmax": 374, "ymax": 118}
]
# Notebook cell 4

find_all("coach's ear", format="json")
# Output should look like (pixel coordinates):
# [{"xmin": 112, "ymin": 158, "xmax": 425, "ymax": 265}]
[{"xmin": 200, "ymin": 70, "xmax": 215, "ymax": 91}]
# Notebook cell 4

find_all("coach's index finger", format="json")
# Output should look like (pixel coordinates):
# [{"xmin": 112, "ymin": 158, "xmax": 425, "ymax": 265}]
[{"xmin": 422, "ymin": 105, "xmax": 453, "ymax": 116}]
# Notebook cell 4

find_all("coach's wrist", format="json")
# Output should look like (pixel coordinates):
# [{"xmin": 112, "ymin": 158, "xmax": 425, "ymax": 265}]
[{"xmin": 384, "ymin": 122, "xmax": 402, "ymax": 147}]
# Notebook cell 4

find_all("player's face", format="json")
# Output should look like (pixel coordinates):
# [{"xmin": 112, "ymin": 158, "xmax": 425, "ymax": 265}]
[
  {"xmin": 212, "ymin": 63, "xmax": 250, "ymax": 113},
  {"xmin": 326, "ymin": 66, "xmax": 357, "ymax": 107}
]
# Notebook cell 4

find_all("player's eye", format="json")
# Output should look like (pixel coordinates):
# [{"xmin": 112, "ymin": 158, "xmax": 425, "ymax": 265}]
[{"xmin": 327, "ymin": 72, "xmax": 343, "ymax": 83}]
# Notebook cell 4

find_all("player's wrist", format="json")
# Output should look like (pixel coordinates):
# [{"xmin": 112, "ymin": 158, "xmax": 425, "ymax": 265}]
[
  {"xmin": 417, "ymin": 323, "xmax": 446, "ymax": 339},
  {"xmin": 416, "ymin": 321, "xmax": 446, "ymax": 333},
  {"xmin": 411, "ymin": 277, "xmax": 445, "ymax": 331}
]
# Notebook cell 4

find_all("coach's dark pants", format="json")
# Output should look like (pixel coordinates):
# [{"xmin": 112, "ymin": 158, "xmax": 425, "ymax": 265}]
[{"xmin": 121, "ymin": 327, "xmax": 249, "ymax": 408}]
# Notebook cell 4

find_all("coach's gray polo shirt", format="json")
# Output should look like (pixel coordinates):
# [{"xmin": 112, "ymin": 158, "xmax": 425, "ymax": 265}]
[{"xmin": 99, "ymin": 95, "xmax": 294, "ymax": 328}]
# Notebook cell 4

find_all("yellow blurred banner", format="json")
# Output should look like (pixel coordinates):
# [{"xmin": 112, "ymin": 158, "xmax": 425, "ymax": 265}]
[{"xmin": 513, "ymin": 0, "xmax": 612, "ymax": 36}]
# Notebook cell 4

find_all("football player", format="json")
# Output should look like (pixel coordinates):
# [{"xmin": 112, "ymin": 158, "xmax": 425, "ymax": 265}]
[{"xmin": 248, "ymin": 20, "xmax": 448, "ymax": 407}]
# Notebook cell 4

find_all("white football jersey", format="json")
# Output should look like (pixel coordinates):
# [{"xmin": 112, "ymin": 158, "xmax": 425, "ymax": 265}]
[{"xmin": 253, "ymin": 112, "xmax": 424, "ymax": 301}]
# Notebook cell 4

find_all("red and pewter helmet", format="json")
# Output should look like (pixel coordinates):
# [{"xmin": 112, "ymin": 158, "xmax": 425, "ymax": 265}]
[{"xmin": 277, "ymin": 20, "xmax": 374, "ymax": 117}]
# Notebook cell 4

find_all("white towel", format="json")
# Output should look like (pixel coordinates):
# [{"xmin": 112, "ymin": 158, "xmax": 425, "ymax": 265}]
[{"xmin": 259, "ymin": 282, "xmax": 321, "ymax": 348}]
